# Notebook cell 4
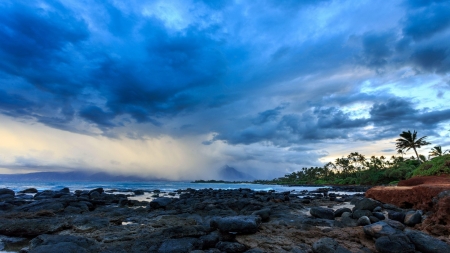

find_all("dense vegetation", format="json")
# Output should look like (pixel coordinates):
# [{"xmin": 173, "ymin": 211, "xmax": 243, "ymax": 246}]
[{"xmin": 256, "ymin": 130, "xmax": 449, "ymax": 186}]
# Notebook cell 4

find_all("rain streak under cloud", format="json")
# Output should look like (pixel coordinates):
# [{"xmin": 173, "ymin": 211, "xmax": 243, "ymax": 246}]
[{"xmin": 0, "ymin": 0, "xmax": 449, "ymax": 180}]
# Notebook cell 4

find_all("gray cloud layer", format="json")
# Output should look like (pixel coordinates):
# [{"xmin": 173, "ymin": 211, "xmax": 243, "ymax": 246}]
[{"xmin": 0, "ymin": 0, "xmax": 449, "ymax": 176}]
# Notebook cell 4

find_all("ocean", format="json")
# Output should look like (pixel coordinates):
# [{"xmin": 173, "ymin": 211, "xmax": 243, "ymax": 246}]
[{"xmin": 0, "ymin": 180, "xmax": 321, "ymax": 194}]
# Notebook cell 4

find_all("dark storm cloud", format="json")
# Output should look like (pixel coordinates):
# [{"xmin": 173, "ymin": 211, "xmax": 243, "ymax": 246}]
[
  {"xmin": 0, "ymin": 0, "xmax": 449, "ymax": 160},
  {"xmin": 403, "ymin": 1, "xmax": 450, "ymax": 41},
  {"xmin": 0, "ymin": 1, "xmax": 89, "ymax": 96}
]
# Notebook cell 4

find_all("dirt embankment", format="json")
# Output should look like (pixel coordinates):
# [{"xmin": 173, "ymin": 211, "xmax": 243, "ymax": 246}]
[{"xmin": 366, "ymin": 175, "xmax": 450, "ymax": 235}]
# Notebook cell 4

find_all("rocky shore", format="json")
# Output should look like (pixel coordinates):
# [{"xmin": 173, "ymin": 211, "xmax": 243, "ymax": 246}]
[{"xmin": 0, "ymin": 186, "xmax": 449, "ymax": 253}]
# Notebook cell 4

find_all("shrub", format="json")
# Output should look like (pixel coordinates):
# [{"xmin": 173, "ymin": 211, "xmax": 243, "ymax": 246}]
[{"xmin": 412, "ymin": 154, "xmax": 450, "ymax": 176}]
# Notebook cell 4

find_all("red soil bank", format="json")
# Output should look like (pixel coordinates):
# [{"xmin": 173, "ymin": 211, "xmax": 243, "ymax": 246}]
[{"xmin": 366, "ymin": 175, "xmax": 450, "ymax": 235}]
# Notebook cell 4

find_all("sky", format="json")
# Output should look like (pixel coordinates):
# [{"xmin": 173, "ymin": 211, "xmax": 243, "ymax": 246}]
[{"xmin": 0, "ymin": 0, "xmax": 449, "ymax": 180}]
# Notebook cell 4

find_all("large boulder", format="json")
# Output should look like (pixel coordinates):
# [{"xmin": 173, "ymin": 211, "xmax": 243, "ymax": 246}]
[
  {"xmin": 405, "ymin": 229, "xmax": 450, "ymax": 253},
  {"xmin": 363, "ymin": 221, "xmax": 400, "ymax": 239},
  {"xmin": 375, "ymin": 234, "xmax": 415, "ymax": 253},
  {"xmin": 354, "ymin": 198, "xmax": 380, "ymax": 211},
  {"xmin": 210, "ymin": 215, "xmax": 261, "ymax": 234},
  {"xmin": 404, "ymin": 210, "xmax": 422, "ymax": 227},
  {"xmin": 310, "ymin": 207, "xmax": 335, "ymax": 220},
  {"xmin": 312, "ymin": 237, "xmax": 351, "ymax": 253}
]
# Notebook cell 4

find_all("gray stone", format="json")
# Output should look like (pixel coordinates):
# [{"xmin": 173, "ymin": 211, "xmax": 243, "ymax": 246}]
[
  {"xmin": 158, "ymin": 238, "xmax": 199, "ymax": 253},
  {"xmin": 375, "ymin": 234, "xmax": 415, "ymax": 253},
  {"xmin": 334, "ymin": 207, "xmax": 352, "ymax": 217},
  {"xmin": 29, "ymin": 234, "xmax": 99, "ymax": 253},
  {"xmin": 210, "ymin": 215, "xmax": 261, "ymax": 234},
  {"xmin": 216, "ymin": 241, "xmax": 247, "ymax": 253},
  {"xmin": 372, "ymin": 212, "xmax": 385, "ymax": 220},
  {"xmin": 388, "ymin": 211, "xmax": 405, "ymax": 222},
  {"xmin": 404, "ymin": 210, "xmax": 422, "ymax": 226},
  {"xmin": 338, "ymin": 212, "xmax": 357, "ymax": 227},
  {"xmin": 310, "ymin": 207, "xmax": 335, "ymax": 220},
  {"xmin": 312, "ymin": 237, "xmax": 351, "ymax": 253},
  {"xmin": 150, "ymin": 197, "xmax": 173, "ymax": 209},
  {"xmin": 357, "ymin": 216, "xmax": 371, "ymax": 226},
  {"xmin": 373, "ymin": 206, "xmax": 382, "ymax": 212},
  {"xmin": 354, "ymin": 198, "xmax": 379, "ymax": 211},
  {"xmin": 19, "ymin": 188, "xmax": 38, "ymax": 194},
  {"xmin": 386, "ymin": 219, "xmax": 405, "ymax": 231},
  {"xmin": 0, "ymin": 189, "xmax": 15, "ymax": 196},
  {"xmin": 0, "ymin": 218, "xmax": 70, "ymax": 237},
  {"xmin": 352, "ymin": 209, "xmax": 372, "ymax": 219},
  {"xmin": 405, "ymin": 229, "xmax": 450, "ymax": 253},
  {"xmin": 199, "ymin": 232, "xmax": 219, "ymax": 249},
  {"xmin": 252, "ymin": 208, "xmax": 271, "ymax": 222},
  {"xmin": 73, "ymin": 216, "xmax": 109, "ymax": 232},
  {"xmin": 363, "ymin": 221, "xmax": 400, "ymax": 239},
  {"xmin": 368, "ymin": 216, "xmax": 379, "ymax": 223}
]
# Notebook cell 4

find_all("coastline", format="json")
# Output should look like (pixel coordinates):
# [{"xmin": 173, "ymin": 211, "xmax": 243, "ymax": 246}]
[{"xmin": 0, "ymin": 183, "xmax": 449, "ymax": 252}]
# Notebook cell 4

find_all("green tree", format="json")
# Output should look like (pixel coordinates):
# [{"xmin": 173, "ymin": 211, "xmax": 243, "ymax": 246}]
[
  {"xmin": 395, "ymin": 130, "xmax": 431, "ymax": 163},
  {"xmin": 429, "ymin": 145, "xmax": 449, "ymax": 158}
]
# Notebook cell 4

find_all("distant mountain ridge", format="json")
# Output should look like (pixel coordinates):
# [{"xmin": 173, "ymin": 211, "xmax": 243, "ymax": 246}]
[
  {"xmin": 217, "ymin": 165, "xmax": 254, "ymax": 181},
  {"xmin": 0, "ymin": 171, "xmax": 163, "ymax": 182}
]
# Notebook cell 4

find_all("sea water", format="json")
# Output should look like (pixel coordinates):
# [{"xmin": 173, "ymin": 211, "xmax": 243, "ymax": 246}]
[{"xmin": 0, "ymin": 180, "xmax": 321, "ymax": 193}]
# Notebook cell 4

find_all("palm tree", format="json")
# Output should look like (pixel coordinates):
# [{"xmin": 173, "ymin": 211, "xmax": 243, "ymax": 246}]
[
  {"xmin": 395, "ymin": 130, "xmax": 431, "ymax": 162},
  {"xmin": 429, "ymin": 145, "xmax": 450, "ymax": 158}
]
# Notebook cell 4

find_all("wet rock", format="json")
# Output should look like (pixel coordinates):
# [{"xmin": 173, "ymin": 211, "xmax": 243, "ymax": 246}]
[
  {"xmin": 199, "ymin": 232, "xmax": 220, "ymax": 249},
  {"xmin": 354, "ymin": 198, "xmax": 379, "ymax": 211},
  {"xmin": 252, "ymin": 208, "xmax": 271, "ymax": 222},
  {"xmin": 334, "ymin": 207, "xmax": 352, "ymax": 217},
  {"xmin": 15, "ymin": 199, "xmax": 65, "ymax": 213},
  {"xmin": 405, "ymin": 229, "xmax": 450, "ymax": 253},
  {"xmin": 29, "ymin": 234, "xmax": 99, "ymax": 253},
  {"xmin": 375, "ymin": 234, "xmax": 415, "ymax": 253},
  {"xmin": 338, "ymin": 212, "xmax": 357, "ymax": 227},
  {"xmin": 0, "ymin": 188, "xmax": 15, "ymax": 196},
  {"xmin": 357, "ymin": 216, "xmax": 371, "ymax": 226},
  {"xmin": 352, "ymin": 209, "xmax": 372, "ymax": 219},
  {"xmin": 310, "ymin": 207, "xmax": 335, "ymax": 220},
  {"xmin": 73, "ymin": 216, "xmax": 109, "ymax": 232},
  {"xmin": 0, "ymin": 218, "xmax": 70, "ymax": 237},
  {"xmin": 158, "ymin": 238, "xmax": 199, "ymax": 253},
  {"xmin": 369, "ymin": 216, "xmax": 379, "ymax": 223},
  {"xmin": 363, "ymin": 221, "xmax": 400, "ymax": 239},
  {"xmin": 0, "ymin": 202, "xmax": 14, "ymax": 211},
  {"xmin": 210, "ymin": 215, "xmax": 261, "ymax": 234},
  {"xmin": 373, "ymin": 206, "xmax": 382, "ymax": 212},
  {"xmin": 215, "ymin": 241, "xmax": 247, "ymax": 253},
  {"xmin": 312, "ymin": 237, "xmax": 351, "ymax": 253},
  {"xmin": 19, "ymin": 188, "xmax": 38, "ymax": 194},
  {"xmin": 150, "ymin": 197, "xmax": 173, "ymax": 209},
  {"xmin": 388, "ymin": 211, "xmax": 405, "ymax": 223},
  {"xmin": 0, "ymin": 235, "xmax": 28, "ymax": 251},
  {"xmin": 404, "ymin": 210, "xmax": 422, "ymax": 226},
  {"xmin": 372, "ymin": 212, "xmax": 385, "ymax": 220},
  {"xmin": 133, "ymin": 190, "xmax": 145, "ymax": 195},
  {"xmin": 88, "ymin": 188, "xmax": 104, "ymax": 195},
  {"xmin": 385, "ymin": 220, "xmax": 405, "ymax": 231}
]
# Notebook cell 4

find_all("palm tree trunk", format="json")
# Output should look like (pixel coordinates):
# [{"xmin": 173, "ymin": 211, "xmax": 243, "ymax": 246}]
[{"xmin": 413, "ymin": 147, "xmax": 421, "ymax": 163}]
